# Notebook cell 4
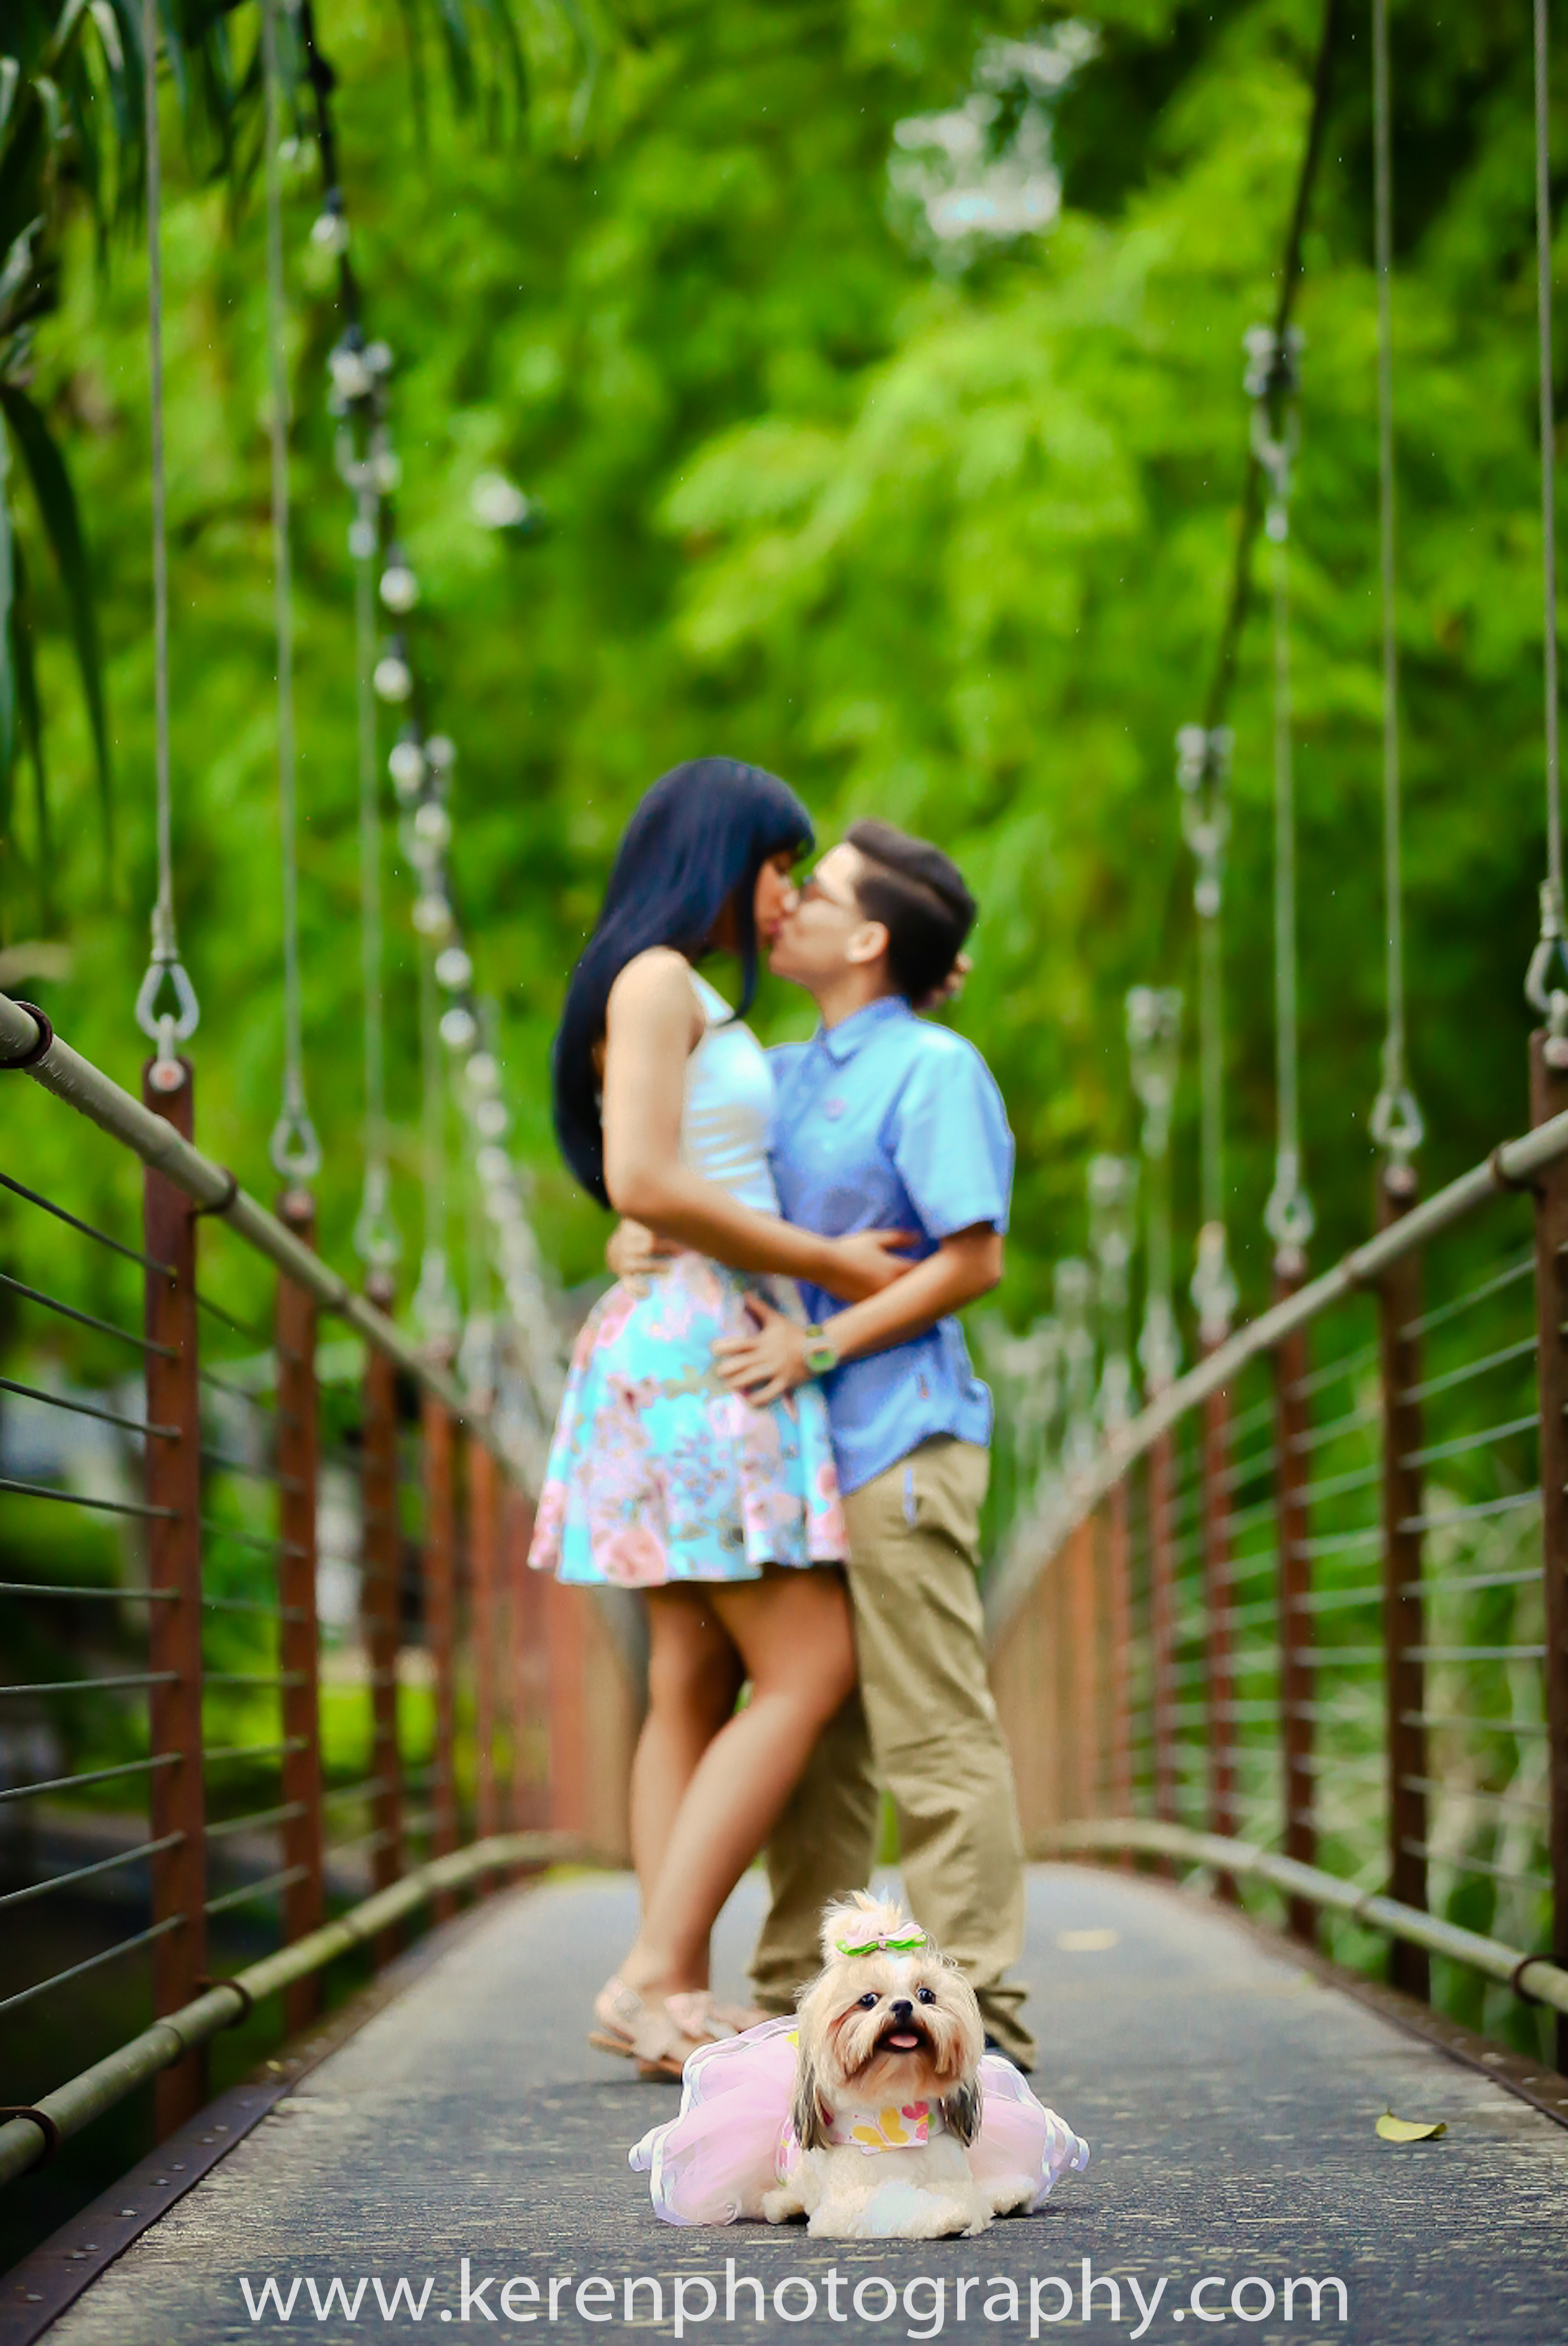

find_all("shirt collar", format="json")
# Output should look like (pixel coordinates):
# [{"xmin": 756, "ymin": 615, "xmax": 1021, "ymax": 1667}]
[{"xmin": 816, "ymin": 995, "xmax": 912, "ymax": 1065}]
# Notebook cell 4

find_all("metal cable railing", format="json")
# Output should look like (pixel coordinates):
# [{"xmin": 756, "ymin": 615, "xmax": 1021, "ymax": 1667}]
[
  {"xmin": 989, "ymin": 1136, "xmax": 1561, "ymax": 2063},
  {"xmin": 0, "ymin": 1005, "xmax": 635, "ymax": 2187}
]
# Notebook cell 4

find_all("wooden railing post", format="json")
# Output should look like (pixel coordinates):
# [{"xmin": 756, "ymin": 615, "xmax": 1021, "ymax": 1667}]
[
  {"xmin": 421, "ymin": 1389, "xmax": 459, "ymax": 1916},
  {"xmin": 1067, "ymin": 1514, "xmax": 1097, "ymax": 1818},
  {"xmin": 1202, "ymin": 1369, "xmax": 1237, "ymax": 1895},
  {"xmin": 1147, "ymin": 1429, "xmax": 1178, "ymax": 1848},
  {"xmin": 143, "ymin": 1056, "xmax": 207, "ymax": 2138},
  {"xmin": 1378, "ymin": 1165, "xmax": 1429, "ymax": 2000},
  {"xmin": 1529, "ymin": 1033, "xmax": 1568, "ymax": 2072},
  {"xmin": 1274, "ymin": 1251, "xmax": 1315, "ymax": 1943},
  {"xmin": 1054, "ymin": 1534, "xmax": 1076, "ymax": 1825},
  {"xmin": 470, "ymin": 1440, "xmax": 500, "ymax": 1854},
  {"xmin": 507, "ymin": 1488, "xmax": 546, "ymax": 1834},
  {"xmin": 360, "ymin": 1276, "xmax": 404, "ymax": 1964},
  {"xmin": 545, "ymin": 1579, "xmax": 588, "ymax": 1838},
  {"xmin": 1106, "ymin": 1481, "xmax": 1133, "ymax": 1827},
  {"xmin": 276, "ymin": 1190, "xmax": 324, "ymax": 2030}
]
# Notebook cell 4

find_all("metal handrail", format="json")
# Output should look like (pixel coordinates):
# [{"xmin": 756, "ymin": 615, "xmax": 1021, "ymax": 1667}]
[
  {"xmin": 985, "ymin": 1108, "xmax": 1568, "ymax": 1636},
  {"xmin": 0, "ymin": 1831, "xmax": 589, "ymax": 2191},
  {"xmin": 0, "ymin": 995, "xmax": 517, "ymax": 1476},
  {"xmin": 1038, "ymin": 1818, "xmax": 1568, "ymax": 2019}
]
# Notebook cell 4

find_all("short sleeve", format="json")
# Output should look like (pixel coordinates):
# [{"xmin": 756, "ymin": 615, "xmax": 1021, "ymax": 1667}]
[{"xmin": 890, "ymin": 1035, "xmax": 1014, "ymax": 1238}]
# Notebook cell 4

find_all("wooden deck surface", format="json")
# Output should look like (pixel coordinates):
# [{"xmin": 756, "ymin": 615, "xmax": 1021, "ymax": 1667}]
[{"xmin": 26, "ymin": 1865, "xmax": 1568, "ymax": 2344}]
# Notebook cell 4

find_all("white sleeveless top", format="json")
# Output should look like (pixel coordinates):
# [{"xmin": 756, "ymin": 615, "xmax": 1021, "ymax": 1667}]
[{"xmin": 681, "ymin": 971, "xmax": 779, "ymax": 1214}]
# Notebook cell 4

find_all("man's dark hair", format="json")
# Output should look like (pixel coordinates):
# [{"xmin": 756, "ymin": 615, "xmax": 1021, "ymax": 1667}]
[{"xmin": 845, "ymin": 818, "xmax": 977, "ymax": 1003}]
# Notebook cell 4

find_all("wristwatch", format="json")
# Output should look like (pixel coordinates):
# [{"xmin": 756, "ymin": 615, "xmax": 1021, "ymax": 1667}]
[{"xmin": 802, "ymin": 1324, "xmax": 840, "ymax": 1378}]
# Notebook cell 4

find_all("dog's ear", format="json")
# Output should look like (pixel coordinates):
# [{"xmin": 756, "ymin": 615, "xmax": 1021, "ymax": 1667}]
[
  {"xmin": 940, "ymin": 2079, "xmax": 983, "ymax": 2149},
  {"xmin": 790, "ymin": 2048, "xmax": 830, "ymax": 2152}
]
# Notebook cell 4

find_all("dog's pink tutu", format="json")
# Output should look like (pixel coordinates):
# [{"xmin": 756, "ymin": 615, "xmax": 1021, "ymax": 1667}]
[{"xmin": 628, "ymin": 2018, "xmax": 1089, "ymax": 2227}]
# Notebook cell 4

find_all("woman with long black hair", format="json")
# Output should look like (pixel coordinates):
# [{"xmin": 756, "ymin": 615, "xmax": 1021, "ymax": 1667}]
[{"xmin": 530, "ymin": 757, "xmax": 908, "ymax": 2073}]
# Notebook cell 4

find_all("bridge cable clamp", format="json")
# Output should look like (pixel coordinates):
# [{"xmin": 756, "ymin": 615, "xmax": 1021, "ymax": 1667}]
[
  {"xmin": 1525, "ymin": 879, "xmax": 1568, "ymax": 1067},
  {"xmin": 1509, "ymin": 1952, "xmax": 1553, "ymax": 2008},
  {"xmin": 0, "ymin": 1001, "xmax": 54, "ymax": 1069},
  {"xmin": 192, "ymin": 1166, "xmax": 241, "ymax": 1219},
  {"xmin": 135, "ymin": 919, "xmax": 200, "ymax": 1096},
  {"xmin": 196, "ymin": 1972, "xmax": 256, "ymax": 2027},
  {"xmin": 0, "ymin": 2106, "xmax": 62, "ymax": 2165},
  {"xmin": 1488, "ymin": 1143, "xmax": 1544, "ymax": 1201}
]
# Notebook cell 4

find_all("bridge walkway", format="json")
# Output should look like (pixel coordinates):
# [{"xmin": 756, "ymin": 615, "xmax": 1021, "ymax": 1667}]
[{"xmin": 22, "ymin": 1868, "xmax": 1568, "ymax": 2346}]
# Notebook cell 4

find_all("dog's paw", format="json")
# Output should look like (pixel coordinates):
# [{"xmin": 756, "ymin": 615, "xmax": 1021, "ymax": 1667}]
[
  {"xmin": 928, "ymin": 2194, "xmax": 991, "ymax": 2240},
  {"xmin": 762, "ymin": 2187, "xmax": 805, "ymax": 2226},
  {"xmin": 984, "ymin": 2170, "xmax": 1039, "ymax": 2217},
  {"xmin": 803, "ymin": 2205, "xmax": 859, "ymax": 2239}
]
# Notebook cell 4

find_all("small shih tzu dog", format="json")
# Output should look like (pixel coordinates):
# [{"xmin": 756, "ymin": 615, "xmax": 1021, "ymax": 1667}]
[{"xmin": 762, "ymin": 1891, "xmax": 1041, "ymax": 2240}]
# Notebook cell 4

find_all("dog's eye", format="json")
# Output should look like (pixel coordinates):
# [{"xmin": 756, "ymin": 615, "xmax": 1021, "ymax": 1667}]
[
  {"xmin": 857, "ymin": 1992, "xmax": 879, "ymax": 2010},
  {"xmin": 916, "ymin": 1986, "xmax": 937, "ymax": 2005}
]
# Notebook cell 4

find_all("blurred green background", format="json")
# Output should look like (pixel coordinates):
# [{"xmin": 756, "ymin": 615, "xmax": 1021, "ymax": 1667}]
[{"xmin": 2, "ymin": 0, "xmax": 1555, "ymax": 1329}]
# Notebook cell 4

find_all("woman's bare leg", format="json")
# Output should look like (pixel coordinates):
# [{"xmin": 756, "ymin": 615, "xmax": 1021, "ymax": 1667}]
[
  {"xmin": 629, "ymin": 1592, "xmax": 745, "ymax": 1955},
  {"xmin": 618, "ymin": 1568, "xmax": 857, "ymax": 1999}
]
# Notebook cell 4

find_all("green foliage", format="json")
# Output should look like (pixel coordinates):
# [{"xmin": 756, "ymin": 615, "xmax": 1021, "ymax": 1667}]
[
  {"xmin": 0, "ymin": 0, "xmax": 148, "ymax": 864},
  {"xmin": 0, "ymin": 0, "xmax": 555, "ymax": 900},
  {"xmin": 0, "ymin": 0, "xmax": 1562, "ymax": 1355}
]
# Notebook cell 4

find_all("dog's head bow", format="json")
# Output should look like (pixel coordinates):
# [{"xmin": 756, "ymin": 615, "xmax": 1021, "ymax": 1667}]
[{"xmin": 835, "ymin": 1926, "xmax": 928, "ymax": 1957}]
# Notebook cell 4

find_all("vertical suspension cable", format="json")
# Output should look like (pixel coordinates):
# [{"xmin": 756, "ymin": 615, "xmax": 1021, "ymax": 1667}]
[
  {"xmin": 458, "ymin": 1082, "xmax": 494, "ymax": 1397},
  {"xmin": 1272, "ymin": 530, "xmax": 1302, "ymax": 1194},
  {"xmin": 356, "ymin": 475, "xmax": 385, "ymax": 1173},
  {"xmin": 1177, "ymin": 725, "xmax": 1237, "ymax": 1345},
  {"xmin": 263, "ymin": 0, "xmax": 320, "ymax": 1183},
  {"xmin": 1526, "ymin": 0, "xmax": 1568, "ymax": 1051},
  {"xmin": 132, "ymin": 0, "xmax": 198, "ymax": 1080},
  {"xmin": 1199, "ymin": 903, "xmax": 1224, "ymax": 1227},
  {"xmin": 1538, "ymin": 0, "xmax": 1562, "ymax": 909},
  {"xmin": 1247, "ymin": 324, "xmax": 1314, "ymax": 1258},
  {"xmin": 1127, "ymin": 985, "xmax": 1183, "ymax": 1391},
  {"xmin": 351, "ymin": 466, "xmax": 399, "ymax": 1262},
  {"xmin": 1368, "ymin": 0, "xmax": 1423, "ymax": 1166},
  {"xmin": 414, "ymin": 946, "xmax": 458, "ymax": 1343}
]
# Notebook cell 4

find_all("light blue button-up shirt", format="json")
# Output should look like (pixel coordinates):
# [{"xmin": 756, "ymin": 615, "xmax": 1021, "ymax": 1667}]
[{"xmin": 767, "ymin": 996, "xmax": 1014, "ymax": 1496}]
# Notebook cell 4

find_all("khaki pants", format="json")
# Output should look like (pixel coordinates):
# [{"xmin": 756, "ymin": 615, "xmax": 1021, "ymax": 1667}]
[{"xmin": 749, "ymin": 1436, "xmax": 1035, "ymax": 2070}]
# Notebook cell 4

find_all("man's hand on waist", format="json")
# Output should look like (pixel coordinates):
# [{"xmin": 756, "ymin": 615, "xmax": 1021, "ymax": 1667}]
[{"xmin": 714, "ymin": 1224, "xmax": 1003, "ymax": 1398}]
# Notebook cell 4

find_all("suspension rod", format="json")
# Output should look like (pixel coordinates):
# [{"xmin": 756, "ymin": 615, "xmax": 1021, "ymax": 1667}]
[
  {"xmin": 987, "ymin": 1100, "xmax": 1568, "ymax": 1636},
  {"xmin": 0, "ymin": 997, "xmax": 516, "ymax": 1473}
]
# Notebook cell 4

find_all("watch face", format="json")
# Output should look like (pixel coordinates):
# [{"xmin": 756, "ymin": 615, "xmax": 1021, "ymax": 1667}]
[{"xmin": 805, "ymin": 1341, "xmax": 838, "ymax": 1376}]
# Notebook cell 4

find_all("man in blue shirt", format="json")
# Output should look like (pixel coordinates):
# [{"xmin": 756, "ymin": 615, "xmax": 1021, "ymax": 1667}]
[{"xmin": 713, "ymin": 818, "xmax": 1034, "ymax": 2069}]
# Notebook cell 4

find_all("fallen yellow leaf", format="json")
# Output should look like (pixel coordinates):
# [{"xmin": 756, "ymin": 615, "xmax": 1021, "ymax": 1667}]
[{"xmin": 1375, "ymin": 2111, "xmax": 1447, "ymax": 2142}]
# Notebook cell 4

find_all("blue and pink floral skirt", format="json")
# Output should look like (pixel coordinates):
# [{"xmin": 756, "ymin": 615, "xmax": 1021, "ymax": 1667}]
[{"xmin": 528, "ymin": 1252, "xmax": 847, "ymax": 1588}]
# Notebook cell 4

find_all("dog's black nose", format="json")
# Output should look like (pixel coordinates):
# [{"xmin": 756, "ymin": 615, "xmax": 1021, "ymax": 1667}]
[{"xmin": 890, "ymin": 1998, "xmax": 913, "ymax": 2020}]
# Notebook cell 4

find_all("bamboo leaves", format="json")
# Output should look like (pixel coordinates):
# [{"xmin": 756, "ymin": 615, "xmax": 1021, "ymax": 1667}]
[
  {"xmin": 0, "ymin": 383, "xmax": 110, "ymax": 843},
  {"xmin": 0, "ymin": 423, "xmax": 14, "ymax": 805}
]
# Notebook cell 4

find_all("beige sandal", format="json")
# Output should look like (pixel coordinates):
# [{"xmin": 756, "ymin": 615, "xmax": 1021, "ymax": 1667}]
[
  {"xmin": 589, "ymin": 1978, "xmax": 709, "ymax": 2080},
  {"xmin": 669, "ymin": 1991, "xmax": 767, "ymax": 2037}
]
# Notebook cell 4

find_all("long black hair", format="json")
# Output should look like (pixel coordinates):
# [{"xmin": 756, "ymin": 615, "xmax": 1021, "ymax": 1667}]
[{"xmin": 552, "ymin": 757, "xmax": 815, "ymax": 1204}]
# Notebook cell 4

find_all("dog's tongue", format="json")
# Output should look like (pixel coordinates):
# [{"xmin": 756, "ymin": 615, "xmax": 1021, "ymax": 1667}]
[{"xmin": 886, "ymin": 2030, "xmax": 921, "ymax": 2051}]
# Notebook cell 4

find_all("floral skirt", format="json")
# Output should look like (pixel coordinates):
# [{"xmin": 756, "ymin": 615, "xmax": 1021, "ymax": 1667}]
[{"xmin": 528, "ymin": 1252, "xmax": 847, "ymax": 1588}]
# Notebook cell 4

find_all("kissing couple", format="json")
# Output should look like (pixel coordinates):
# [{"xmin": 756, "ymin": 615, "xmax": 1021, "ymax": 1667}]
[{"xmin": 528, "ymin": 756, "xmax": 1034, "ymax": 2077}]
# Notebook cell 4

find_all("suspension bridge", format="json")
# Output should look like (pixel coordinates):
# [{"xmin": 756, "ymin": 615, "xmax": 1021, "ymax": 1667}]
[{"xmin": 4, "ymin": 0, "xmax": 1568, "ymax": 2340}]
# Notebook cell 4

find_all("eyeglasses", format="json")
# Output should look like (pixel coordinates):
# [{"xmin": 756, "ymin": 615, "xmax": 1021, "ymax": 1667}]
[{"xmin": 799, "ymin": 870, "xmax": 859, "ymax": 913}]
